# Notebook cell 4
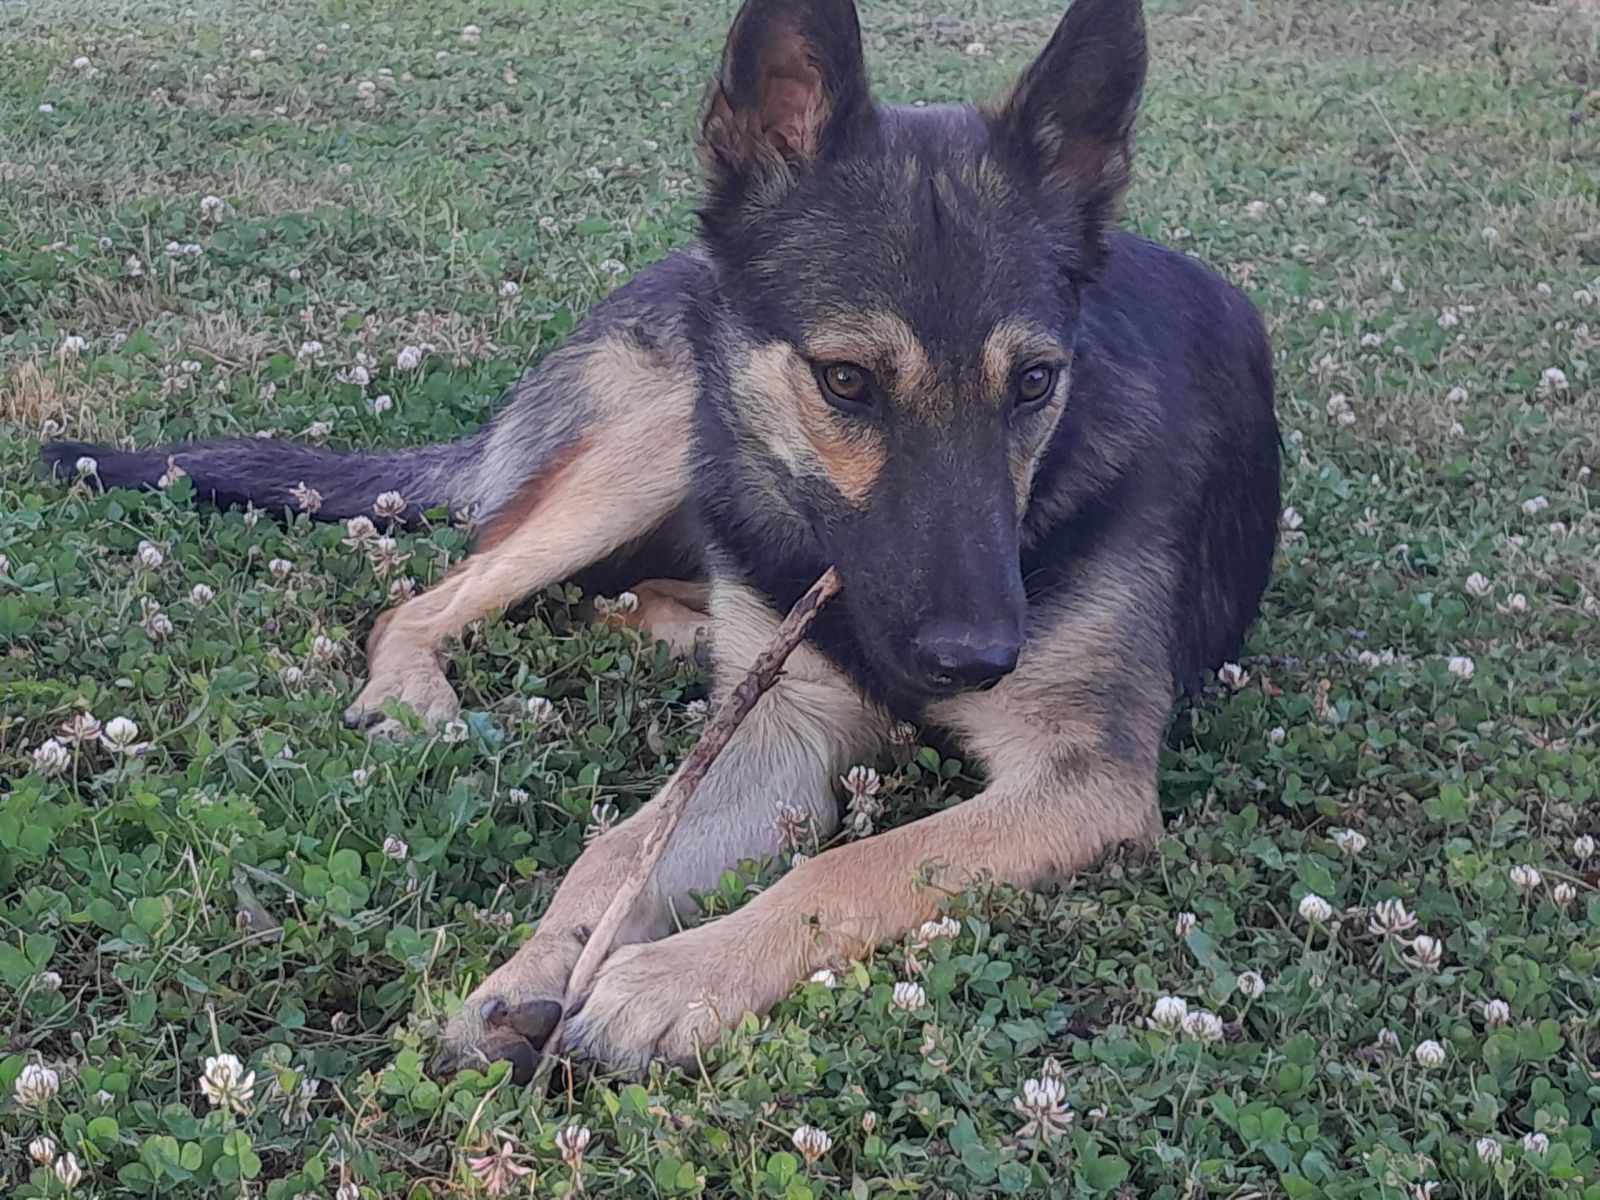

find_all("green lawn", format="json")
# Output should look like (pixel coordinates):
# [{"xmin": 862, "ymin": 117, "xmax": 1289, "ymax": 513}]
[{"xmin": 3, "ymin": 0, "xmax": 1599, "ymax": 1196}]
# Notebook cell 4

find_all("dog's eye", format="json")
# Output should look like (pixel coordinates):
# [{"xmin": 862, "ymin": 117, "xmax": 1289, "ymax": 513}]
[
  {"xmin": 819, "ymin": 362, "xmax": 871, "ymax": 407},
  {"xmin": 1016, "ymin": 364, "xmax": 1056, "ymax": 408}
]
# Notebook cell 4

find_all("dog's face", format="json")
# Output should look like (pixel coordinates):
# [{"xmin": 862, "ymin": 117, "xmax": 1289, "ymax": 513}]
[{"xmin": 694, "ymin": 0, "xmax": 1147, "ymax": 707}]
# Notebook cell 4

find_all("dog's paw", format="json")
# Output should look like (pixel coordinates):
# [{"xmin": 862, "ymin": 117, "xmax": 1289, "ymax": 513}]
[
  {"xmin": 560, "ymin": 925, "xmax": 782, "ymax": 1076},
  {"xmin": 343, "ymin": 664, "xmax": 459, "ymax": 737},
  {"xmin": 430, "ymin": 939, "xmax": 578, "ymax": 1084}
]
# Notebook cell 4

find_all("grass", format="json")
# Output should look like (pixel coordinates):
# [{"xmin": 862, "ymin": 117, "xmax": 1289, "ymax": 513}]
[{"xmin": 2, "ymin": 0, "xmax": 1599, "ymax": 1195}]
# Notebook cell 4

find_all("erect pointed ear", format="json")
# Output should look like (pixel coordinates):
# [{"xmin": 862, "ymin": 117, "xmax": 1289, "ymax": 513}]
[
  {"xmin": 990, "ymin": 0, "xmax": 1147, "ymax": 263},
  {"xmin": 697, "ymin": 0, "xmax": 873, "ymax": 216}
]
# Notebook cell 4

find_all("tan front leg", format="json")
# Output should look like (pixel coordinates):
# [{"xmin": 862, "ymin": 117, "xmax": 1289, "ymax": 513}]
[
  {"xmin": 431, "ymin": 581, "xmax": 893, "ymax": 1080},
  {"xmin": 559, "ymin": 745, "xmax": 1160, "ymax": 1072},
  {"xmin": 345, "ymin": 336, "xmax": 696, "ymax": 736}
]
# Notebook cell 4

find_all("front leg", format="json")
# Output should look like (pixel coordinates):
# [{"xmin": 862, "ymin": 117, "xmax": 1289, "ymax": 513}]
[
  {"xmin": 563, "ymin": 595, "xmax": 1173, "ymax": 1073},
  {"xmin": 432, "ymin": 582, "xmax": 891, "ymax": 1079}
]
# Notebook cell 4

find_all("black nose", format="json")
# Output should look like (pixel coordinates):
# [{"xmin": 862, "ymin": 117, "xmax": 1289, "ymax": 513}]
[{"xmin": 912, "ymin": 622, "xmax": 1022, "ymax": 693}]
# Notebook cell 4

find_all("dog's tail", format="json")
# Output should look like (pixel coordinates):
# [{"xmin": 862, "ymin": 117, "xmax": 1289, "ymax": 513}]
[{"xmin": 39, "ymin": 431, "xmax": 490, "ymax": 527}]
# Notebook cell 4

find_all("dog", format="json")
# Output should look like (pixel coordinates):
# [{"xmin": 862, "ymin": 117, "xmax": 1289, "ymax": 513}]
[{"xmin": 43, "ymin": 0, "xmax": 1281, "ymax": 1080}]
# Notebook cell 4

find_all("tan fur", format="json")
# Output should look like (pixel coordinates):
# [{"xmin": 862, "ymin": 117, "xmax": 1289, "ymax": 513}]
[
  {"xmin": 346, "ymin": 334, "xmax": 696, "ymax": 734},
  {"xmin": 553, "ymin": 567, "xmax": 1171, "ymax": 1070},
  {"xmin": 595, "ymin": 579, "xmax": 712, "ymax": 663},
  {"xmin": 736, "ymin": 342, "xmax": 888, "ymax": 505}
]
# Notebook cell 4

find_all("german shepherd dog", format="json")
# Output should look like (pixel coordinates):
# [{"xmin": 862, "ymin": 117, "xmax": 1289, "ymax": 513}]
[{"xmin": 43, "ymin": 0, "xmax": 1280, "ymax": 1079}]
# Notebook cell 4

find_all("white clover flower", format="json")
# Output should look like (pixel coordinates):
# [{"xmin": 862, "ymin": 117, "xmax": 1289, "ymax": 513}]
[
  {"xmin": 338, "ymin": 364, "xmax": 371, "ymax": 387},
  {"xmin": 15, "ymin": 1062, "xmax": 60, "ymax": 1107},
  {"xmin": 916, "ymin": 916, "xmax": 961, "ymax": 945},
  {"xmin": 1464, "ymin": 572, "xmax": 1491, "ymax": 597},
  {"xmin": 247, "ymin": 47, "xmax": 266, "ymax": 61},
  {"xmin": 1237, "ymin": 970, "xmax": 1266, "ymax": 1000},
  {"xmin": 1509, "ymin": 864, "xmax": 1543, "ymax": 894},
  {"xmin": 1267, "ymin": 726, "xmax": 1286, "ymax": 746},
  {"xmin": 388, "ymin": 577, "xmax": 417, "ymax": 602},
  {"xmin": 467, "ymin": 1140, "xmax": 533, "ymax": 1195},
  {"xmin": 789, "ymin": 1124, "xmax": 831, "ymax": 1164},
  {"xmin": 136, "ymin": 540, "xmax": 165, "ymax": 569},
  {"xmin": 555, "ymin": 1123, "xmax": 591, "ymax": 1170},
  {"xmin": 1326, "ymin": 393, "xmax": 1356, "ymax": 426},
  {"xmin": 32, "ymin": 738, "xmax": 71, "ymax": 776},
  {"xmin": 1521, "ymin": 1132, "xmax": 1550, "ymax": 1155},
  {"xmin": 356, "ymin": 80, "xmax": 376, "ymax": 98},
  {"xmin": 124, "ymin": 254, "xmax": 144, "ymax": 277},
  {"xmin": 54, "ymin": 1152, "xmax": 83, "ymax": 1190},
  {"xmin": 460, "ymin": 23, "xmax": 482, "ymax": 44},
  {"xmin": 841, "ymin": 765, "xmax": 880, "ymax": 799},
  {"xmin": 310, "ymin": 634, "xmax": 339, "ymax": 663},
  {"xmin": 280, "ymin": 665, "xmax": 304, "ymax": 687},
  {"xmin": 1437, "ymin": 307, "xmax": 1460, "ymax": 329},
  {"xmin": 37, "ymin": 968, "xmax": 63, "ymax": 992},
  {"xmin": 1476, "ymin": 1137, "xmax": 1502, "ymax": 1164},
  {"xmin": 1368, "ymin": 898, "xmax": 1417, "ymax": 938},
  {"xmin": 370, "ymin": 393, "xmax": 394, "ymax": 415},
  {"xmin": 1150, "ymin": 995, "xmax": 1188, "ymax": 1031},
  {"xmin": 101, "ymin": 716, "xmax": 143, "ymax": 755},
  {"xmin": 1553, "ymin": 881, "xmax": 1577, "ymax": 908},
  {"xmin": 1376, "ymin": 1027, "xmax": 1401, "ymax": 1054},
  {"xmin": 72, "ymin": 55, "xmax": 92, "ymax": 70},
  {"xmin": 1538, "ymin": 367, "xmax": 1568, "ymax": 394},
  {"xmin": 59, "ymin": 334, "xmax": 87, "ymax": 359},
  {"xmin": 200, "ymin": 194, "xmax": 227, "ymax": 222},
  {"xmin": 1298, "ymin": 893, "xmax": 1333, "ymax": 923},
  {"xmin": 441, "ymin": 719, "xmax": 468, "ymax": 744},
  {"xmin": 1501, "ymin": 593, "xmax": 1527, "ymax": 614},
  {"xmin": 525, "ymin": 696, "xmax": 555, "ymax": 723},
  {"xmin": 1012, "ymin": 1076, "xmax": 1072, "ymax": 1140},
  {"xmin": 30, "ymin": 1135, "xmax": 58, "ymax": 1165},
  {"xmin": 1244, "ymin": 199, "xmax": 1269, "ymax": 219},
  {"xmin": 962, "ymin": 40, "xmax": 988, "ymax": 55},
  {"xmin": 1217, "ymin": 662, "xmax": 1248, "ymax": 689},
  {"xmin": 1413, "ymin": 1039, "xmax": 1445, "ymax": 1068},
  {"xmin": 336, "ymin": 1181, "xmax": 360, "ymax": 1200},
  {"xmin": 200, "ymin": 1052, "xmax": 255, "ymax": 1113},
  {"xmin": 1182, "ymin": 1009, "xmax": 1225, "ymax": 1042},
  {"xmin": 891, "ymin": 981, "xmax": 926, "ymax": 1011},
  {"xmin": 395, "ymin": 344, "xmax": 423, "ymax": 370},
  {"xmin": 1480, "ymin": 226, "xmax": 1499, "ymax": 243},
  {"xmin": 599, "ymin": 257, "xmax": 626, "ymax": 276},
  {"xmin": 808, "ymin": 968, "xmax": 838, "ymax": 988},
  {"xmin": 1481, "ymin": 999, "xmax": 1511, "ymax": 1027},
  {"xmin": 1445, "ymin": 385, "xmax": 1469, "ymax": 405},
  {"xmin": 38, "ymin": 102, "xmax": 56, "ymax": 114},
  {"xmin": 1405, "ymin": 934, "xmax": 1443, "ymax": 972},
  {"xmin": 1360, "ymin": 332, "xmax": 1384, "ymax": 349},
  {"xmin": 1174, "ymin": 911, "xmax": 1197, "ymax": 937},
  {"xmin": 351, "ymin": 768, "xmax": 370, "ymax": 788},
  {"xmin": 1573, "ymin": 834, "xmax": 1596, "ymax": 862},
  {"xmin": 74, "ymin": 454, "xmax": 99, "ymax": 478},
  {"xmin": 373, "ymin": 490, "xmax": 406, "ymax": 518},
  {"xmin": 265, "ymin": 558, "xmax": 294, "ymax": 582},
  {"xmin": 1280, "ymin": 506, "xmax": 1303, "ymax": 531},
  {"xmin": 498, "ymin": 280, "xmax": 520, "ymax": 299},
  {"xmin": 296, "ymin": 339, "xmax": 324, "ymax": 361},
  {"xmin": 1330, "ymin": 828, "xmax": 1368, "ymax": 856},
  {"xmin": 382, "ymin": 835, "xmax": 408, "ymax": 861},
  {"xmin": 343, "ymin": 516, "xmax": 377, "ymax": 545},
  {"xmin": 1447, "ymin": 656, "xmax": 1475, "ymax": 680},
  {"xmin": 1521, "ymin": 494, "xmax": 1550, "ymax": 516},
  {"xmin": 539, "ymin": 216, "xmax": 559, "ymax": 233}
]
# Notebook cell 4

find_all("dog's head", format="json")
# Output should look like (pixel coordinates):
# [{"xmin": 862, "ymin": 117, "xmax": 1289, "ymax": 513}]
[{"xmin": 693, "ymin": 0, "xmax": 1147, "ymax": 708}]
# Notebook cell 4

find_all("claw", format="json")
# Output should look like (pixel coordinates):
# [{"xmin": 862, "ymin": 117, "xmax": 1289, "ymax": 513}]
[{"xmin": 430, "ymin": 997, "xmax": 564, "ymax": 1086}]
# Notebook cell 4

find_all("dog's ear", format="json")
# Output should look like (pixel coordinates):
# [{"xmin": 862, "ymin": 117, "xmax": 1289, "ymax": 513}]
[
  {"xmin": 698, "ymin": 0, "xmax": 873, "ymax": 215},
  {"xmin": 991, "ymin": 0, "xmax": 1146, "ymax": 263}
]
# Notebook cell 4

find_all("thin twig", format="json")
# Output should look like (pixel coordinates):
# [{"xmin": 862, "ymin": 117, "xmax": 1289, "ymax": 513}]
[
  {"xmin": 1367, "ymin": 94, "xmax": 1428, "ymax": 194},
  {"xmin": 519, "ymin": 566, "xmax": 842, "ymax": 1083}
]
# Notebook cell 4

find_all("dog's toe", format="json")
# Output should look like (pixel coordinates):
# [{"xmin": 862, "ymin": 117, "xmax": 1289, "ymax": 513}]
[{"xmin": 432, "ymin": 995, "xmax": 564, "ymax": 1085}]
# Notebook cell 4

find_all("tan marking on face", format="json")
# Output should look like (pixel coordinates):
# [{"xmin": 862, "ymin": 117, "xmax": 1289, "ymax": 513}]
[
  {"xmin": 736, "ymin": 342, "xmax": 887, "ymax": 506},
  {"xmin": 980, "ymin": 319, "xmax": 1069, "ymax": 402}
]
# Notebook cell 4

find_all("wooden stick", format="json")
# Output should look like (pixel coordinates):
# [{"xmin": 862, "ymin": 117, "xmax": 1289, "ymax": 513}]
[{"xmin": 531, "ymin": 566, "xmax": 842, "ymax": 1071}]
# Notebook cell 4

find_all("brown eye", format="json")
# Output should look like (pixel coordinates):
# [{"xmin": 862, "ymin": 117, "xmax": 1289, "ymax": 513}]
[
  {"xmin": 820, "ymin": 362, "xmax": 870, "ymax": 406},
  {"xmin": 1017, "ymin": 364, "xmax": 1056, "ymax": 407}
]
